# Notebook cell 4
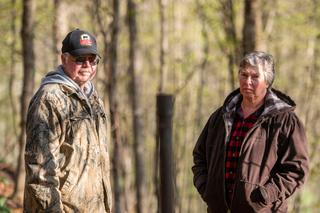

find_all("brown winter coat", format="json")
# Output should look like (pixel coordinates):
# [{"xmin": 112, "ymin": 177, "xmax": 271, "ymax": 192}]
[
  {"xmin": 192, "ymin": 88, "xmax": 309, "ymax": 213},
  {"xmin": 24, "ymin": 71, "xmax": 112, "ymax": 212}
]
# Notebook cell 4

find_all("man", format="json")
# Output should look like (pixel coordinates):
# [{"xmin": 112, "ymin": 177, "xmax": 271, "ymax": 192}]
[
  {"xmin": 192, "ymin": 51, "xmax": 309, "ymax": 212},
  {"xmin": 24, "ymin": 29, "xmax": 112, "ymax": 212}
]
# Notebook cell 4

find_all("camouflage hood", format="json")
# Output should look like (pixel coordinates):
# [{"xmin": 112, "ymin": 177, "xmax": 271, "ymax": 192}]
[{"xmin": 40, "ymin": 65, "xmax": 94, "ymax": 98}]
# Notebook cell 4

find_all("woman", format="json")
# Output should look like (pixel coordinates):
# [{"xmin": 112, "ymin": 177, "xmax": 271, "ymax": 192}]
[{"xmin": 192, "ymin": 51, "xmax": 309, "ymax": 212}]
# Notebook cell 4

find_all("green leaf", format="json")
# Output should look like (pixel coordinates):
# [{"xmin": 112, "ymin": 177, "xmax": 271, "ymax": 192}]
[{"xmin": 0, "ymin": 197, "xmax": 6, "ymax": 206}]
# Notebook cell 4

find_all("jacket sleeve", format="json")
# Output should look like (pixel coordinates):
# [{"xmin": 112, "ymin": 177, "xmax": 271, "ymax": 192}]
[
  {"xmin": 24, "ymin": 92, "xmax": 65, "ymax": 212},
  {"xmin": 263, "ymin": 113, "xmax": 309, "ymax": 204},
  {"xmin": 192, "ymin": 117, "xmax": 210, "ymax": 198}
]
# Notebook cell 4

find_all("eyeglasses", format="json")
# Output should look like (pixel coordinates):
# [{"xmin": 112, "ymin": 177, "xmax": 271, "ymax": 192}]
[{"xmin": 69, "ymin": 55, "xmax": 100, "ymax": 66}]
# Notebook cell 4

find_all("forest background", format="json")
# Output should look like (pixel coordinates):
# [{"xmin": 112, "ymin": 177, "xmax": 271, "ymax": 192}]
[{"xmin": 0, "ymin": 0, "xmax": 320, "ymax": 212}]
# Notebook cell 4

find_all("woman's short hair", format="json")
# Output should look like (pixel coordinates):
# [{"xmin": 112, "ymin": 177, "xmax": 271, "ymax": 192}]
[{"xmin": 239, "ymin": 51, "xmax": 275, "ymax": 87}]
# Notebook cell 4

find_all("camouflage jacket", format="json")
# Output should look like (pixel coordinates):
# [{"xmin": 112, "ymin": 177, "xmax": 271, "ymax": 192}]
[{"xmin": 24, "ymin": 68, "xmax": 112, "ymax": 212}]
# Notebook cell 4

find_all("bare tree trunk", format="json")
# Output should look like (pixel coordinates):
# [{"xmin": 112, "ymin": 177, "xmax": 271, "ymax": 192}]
[
  {"xmin": 95, "ymin": 0, "xmax": 122, "ymax": 212},
  {"xmin": 301, "ymin": 0, "xmax": 320, "ymax": 165},
  {"xmin": 9, "ymin": 0, "xmax": 18, "ymax": 140},
  {"xmin": 13, "ymin": 0, "xmax": 36, "ymax": 202},
  {"xmin": 219, "ymin": 0, "xmax": 240, "ymax": 89},
  {"xmin": 196, "ymin": 0, "xmax": 209, "ymax": 128},
  {"xmin": 242, "ymin": 0, "xmax": 263, "ymax": 55},
  {"xmin": 52, "ymin": 0, "xmax": 65, "ymax": 65},
  {"xmin": 196, "ymin": 33, "xmax": 207, "ymax": 127},
  {"xmin": 158, "ymin": 0, "xmax": 168, "ymax": 93},
  {"xmin": 108, "ymin": 1, "xmax": 121, "ymax": 212},
  {"xmin": 261, "ymin": 0, "xmax": 277, "ymax": 42},
  {"xmin": 127, "ymin": 1, "xmax": 145, "ymax": 212}
]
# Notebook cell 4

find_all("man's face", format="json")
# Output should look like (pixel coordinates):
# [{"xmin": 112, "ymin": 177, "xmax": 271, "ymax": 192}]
[
  {"xmin": 238, "ymin": 65, "xmax": 268, "ymax": 103},
  {"xmin": 61, "ymin": 53, "xmax": 99, "ymax": 88}
]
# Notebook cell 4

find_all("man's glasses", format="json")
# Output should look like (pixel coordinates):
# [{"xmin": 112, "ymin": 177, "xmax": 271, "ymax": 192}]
[{"xmin": 69, "ymin": 55, "xmax": 100, "ymax": 66}]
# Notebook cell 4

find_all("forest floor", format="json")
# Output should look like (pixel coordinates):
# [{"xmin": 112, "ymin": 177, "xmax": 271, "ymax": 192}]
[{"xmin": 0, "ymin": 163, "xmax": 23, "ymax": 212}]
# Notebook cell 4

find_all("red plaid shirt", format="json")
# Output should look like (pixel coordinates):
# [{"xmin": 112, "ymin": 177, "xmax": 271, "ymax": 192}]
[{"xmin": 225, "ymin": 105, "xmax": 263, "ymax": 205}]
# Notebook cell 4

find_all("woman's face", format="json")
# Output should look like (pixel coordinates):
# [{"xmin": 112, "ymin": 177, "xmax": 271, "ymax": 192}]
[{"xmin": 239, "ymin": 65, "xmax": 268, "ymax": 103}]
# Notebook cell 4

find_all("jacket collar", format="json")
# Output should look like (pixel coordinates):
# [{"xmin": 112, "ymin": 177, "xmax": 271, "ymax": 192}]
[
  {"xmin": 40, "ymin": 65, "xmax": 94, "ymax": 99},
  {"xmin": 223, "ymin": 88, "xmax": 295, "ymax": 117}
]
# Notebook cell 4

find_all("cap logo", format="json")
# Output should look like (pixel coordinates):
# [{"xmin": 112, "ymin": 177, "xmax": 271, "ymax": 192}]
[{"xmin": 79, "ymin": 34, "xmax": 93, "ymax": 46}]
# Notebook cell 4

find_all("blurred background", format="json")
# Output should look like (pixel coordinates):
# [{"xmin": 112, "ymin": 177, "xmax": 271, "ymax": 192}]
[{"xmin": 0, "ymin": 0, "xmax": 320, "ymax": 212}]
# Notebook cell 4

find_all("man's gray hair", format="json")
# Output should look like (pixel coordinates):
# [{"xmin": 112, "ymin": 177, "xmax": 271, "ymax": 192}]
[{"xmin": 239, "ymin": 51, "xmax": 275, "ymax": 88}]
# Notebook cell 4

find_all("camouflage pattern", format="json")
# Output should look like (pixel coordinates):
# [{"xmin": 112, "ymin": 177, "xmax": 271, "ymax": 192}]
[{"xmin": 24, "ymin": 83, "xmax": 112, "ymax": 213}]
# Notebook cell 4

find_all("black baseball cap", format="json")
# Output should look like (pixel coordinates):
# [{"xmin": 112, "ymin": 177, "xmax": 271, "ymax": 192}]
[{"xmin": 61, "ymin": 29, "xmax": 99, "ymax": 57}]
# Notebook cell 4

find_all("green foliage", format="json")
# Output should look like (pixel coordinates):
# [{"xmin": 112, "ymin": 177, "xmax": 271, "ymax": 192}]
[
  {"xmin": 0, "ymin": 197, "xmax": 10, "ymax": 213},
  {"xmin": 0, "ymin": 177, "xmax": 8, "ymax": 185}
]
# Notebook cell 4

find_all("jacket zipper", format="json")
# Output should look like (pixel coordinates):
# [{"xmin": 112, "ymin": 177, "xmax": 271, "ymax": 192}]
[{"xmin": 223, "ymin": 113, "xmax": 233, "ymax": 210}]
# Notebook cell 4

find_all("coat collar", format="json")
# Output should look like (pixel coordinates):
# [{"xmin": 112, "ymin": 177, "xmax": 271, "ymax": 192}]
[{"xmin": 223, "ymin": 88, "xmax": 295, "ymax": 117}]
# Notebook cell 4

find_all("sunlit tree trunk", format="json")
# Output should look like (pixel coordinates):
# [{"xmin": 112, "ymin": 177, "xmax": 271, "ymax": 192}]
[
  {"xmin": 242, "ymin": 0, "xmax": 263, "ymax": 55},
  {"xmin": 13, "ymin": 0, "xmax": 36, "ymax": 202},
  {"xmin": 261, "ymin": 0, "xmax": 277, "ymax": 43},
  {"xmin": 158, "ymin": 0, "xmax": 168, "ymax": 93},
  {"xmin": 95, "ymin": 0, "xmax": 122, "ymax": 212},
  {"xmin": 196, "ymin": 4, "xmax": 209, "ymax": 130},
  {"xmin": 9, "ymin": 0, "xmax": 18, "ymax": 141},
  {"xmin": 301, "ymin": 0, "xmax": 320, "ymax": 175},
  {"xmin": 220, "ymin": 0, "xmax": 240, "ymax": 89},
  {"xmin": 127, "ymin": 0, "xmax": 146, "ymax": 212},
  {"xmin": 52, "ymin": 0, "xmax": 66, "ymax": 65},
  {"xmin": 108, "ymin": 1, "xmax": 121, "ymax": 212}
]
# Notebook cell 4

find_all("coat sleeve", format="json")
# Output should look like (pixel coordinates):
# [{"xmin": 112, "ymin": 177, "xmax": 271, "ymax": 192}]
[
  {"xmin": 263, "ymin": 113, "xmax": 309, "ymax": 204},
  {"xmin": 192, "ymin": 117, "xmax": 210, "ymax": 199},
  {"xmin": 24, "ymin": 92, "xmax": 65, "ymax": 212}
]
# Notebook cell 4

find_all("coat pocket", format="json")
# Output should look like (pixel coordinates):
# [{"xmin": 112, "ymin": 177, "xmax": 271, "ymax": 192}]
[{"xmin": 233, "ymin": 180, "xmax": 269, "ymax": 212}]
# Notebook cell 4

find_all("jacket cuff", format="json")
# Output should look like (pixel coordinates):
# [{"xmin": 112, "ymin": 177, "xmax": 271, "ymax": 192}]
[{"xmin": 264, "ymin": 183, "xmax": 279, "ymax": 203}]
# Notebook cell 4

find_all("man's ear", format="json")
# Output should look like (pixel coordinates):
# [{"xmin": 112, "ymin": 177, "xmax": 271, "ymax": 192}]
[{"xmin": 61, "ymin": 54, "xmax": 66, "ymax": 65}]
